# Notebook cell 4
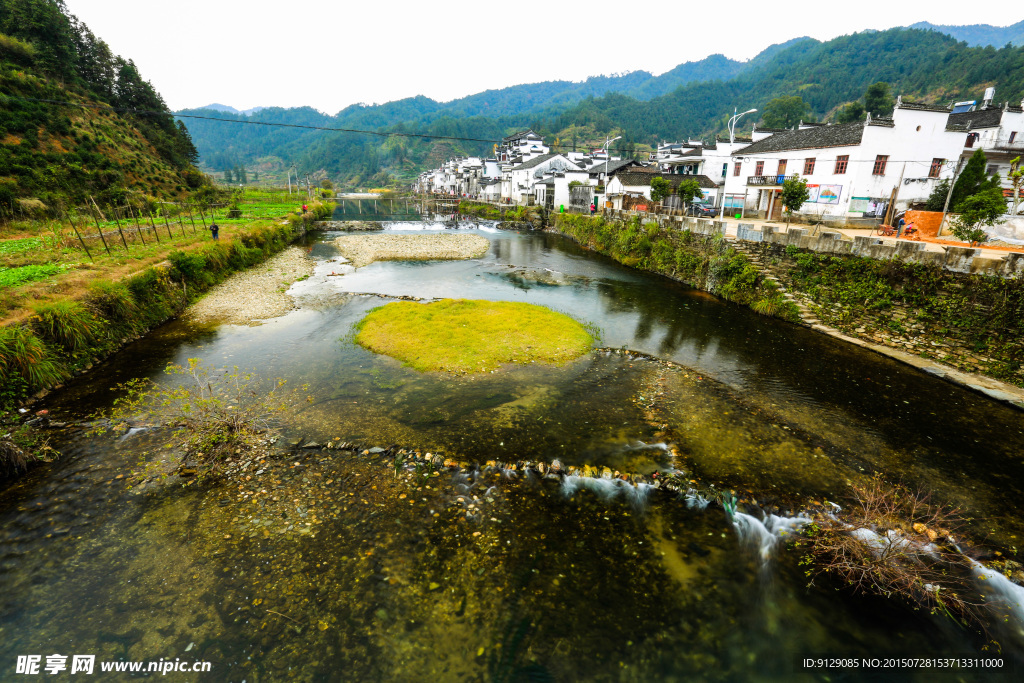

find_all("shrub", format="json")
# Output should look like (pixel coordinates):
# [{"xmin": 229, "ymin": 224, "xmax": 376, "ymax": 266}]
[
  {"xmin": 0, "ymin": 325, "xmax": 66, "ymax": 396},
  {"xmin": 98, "ymin": 359, "xmax": 311, "ymax": 484},
  {"xmin": 168, "ymin": 250, "xmax": 207, "ymax": 284},
  {"xmin": 800, "ymin": 477, "xmax": 983, "ymax": 628},
  {"xmin": 87, "ymin": 281, "xmax": 138, "ymax": 327},
  {"xmin": 30, "ymin": 301, "xmax": 98, "ymax": 354}
]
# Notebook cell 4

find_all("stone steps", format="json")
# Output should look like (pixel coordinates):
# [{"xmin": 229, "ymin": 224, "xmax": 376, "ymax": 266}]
[{"xmin": 731, "ymin": 242, "xmax": 822, "ymax": 327}]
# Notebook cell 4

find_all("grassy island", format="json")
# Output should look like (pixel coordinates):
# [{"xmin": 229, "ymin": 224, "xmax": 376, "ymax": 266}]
[{"xmin": 354, "ymin": 299, "xmax": 594, "ymax": 373}]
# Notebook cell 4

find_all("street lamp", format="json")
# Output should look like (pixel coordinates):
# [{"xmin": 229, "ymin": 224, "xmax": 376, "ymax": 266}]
[
  {"xmin": 728, "ymin": 108, "xmax": 757, "ymax": 144},
  {"xmin": 600, "ymin": 135, "xmax": 621, "ymax": 211}
]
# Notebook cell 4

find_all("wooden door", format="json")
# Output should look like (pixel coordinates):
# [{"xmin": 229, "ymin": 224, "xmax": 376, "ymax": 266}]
[{"xmin": 771, "ymin": 191, "xmax": 784, "ymax": 220}]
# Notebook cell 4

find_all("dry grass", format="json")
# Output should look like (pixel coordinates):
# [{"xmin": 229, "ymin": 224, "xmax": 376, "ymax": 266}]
[
  {"xmin": 0, "ymin": 219, "xmax": 278, "ymax": 326},
  {"xmin": 354, "ymin": 299, "xmax": 594, "ymax": 373}
]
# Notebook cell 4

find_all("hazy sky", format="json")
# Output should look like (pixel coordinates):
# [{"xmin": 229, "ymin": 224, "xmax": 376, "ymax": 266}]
[{"xmin": 64, "ymin": 0, "xmax": 1022, "ymax": 115}]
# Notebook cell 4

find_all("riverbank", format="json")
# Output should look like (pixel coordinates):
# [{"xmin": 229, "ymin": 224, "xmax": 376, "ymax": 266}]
[
  {"xmin": 539, "ymin": 211, "xmax": 1024, "ymax": 410},
  {"xmin": 0, "ymin": 201, "xmax": 333, "ymax": 481},
  {"xmin": 185, "ymin": 246, "xmax": 314, "ymax": 324}
]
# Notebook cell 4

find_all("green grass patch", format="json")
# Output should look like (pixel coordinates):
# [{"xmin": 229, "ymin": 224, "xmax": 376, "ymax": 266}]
[
  {"xmin": 0, "ymin": 263, "xmax": 72, "ymax": 287},
  {"xmin": 0, "ymin": 238, "xmax": 44, "ymax": 257},
  {"xmin": 354, "ymin": 299, "xmax": 594, "ymax": 373}
]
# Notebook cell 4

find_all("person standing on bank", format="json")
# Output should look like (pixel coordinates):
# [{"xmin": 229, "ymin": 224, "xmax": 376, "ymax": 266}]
[{"xmin": 209, "ymin": 218, "xmax": 219, "ymax": 241}]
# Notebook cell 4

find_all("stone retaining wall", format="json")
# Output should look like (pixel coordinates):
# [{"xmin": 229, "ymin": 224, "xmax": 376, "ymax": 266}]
[{"xmin": 732, "ymin": 223, "xmax": 1024, "ymax": 279}]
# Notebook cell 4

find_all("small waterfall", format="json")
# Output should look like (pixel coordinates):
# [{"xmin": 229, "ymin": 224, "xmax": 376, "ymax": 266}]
[
  {"xmin": 731, "ymin": 511, "xmax": 811, "ymax": 566},
  {"xmin": 561, "ymin": 474, "xmax": 653, "ymax": 509},
  {"xmin": 685, "ymin": 489, "xmax": 710, "ymax": 510},
  {"xmin": 118, "ymin": 426, "xmax": 148, "ymax": 441},
  {"xmin": 970, "ymin": 559, "xmax": 1024, "ymax": 631}
]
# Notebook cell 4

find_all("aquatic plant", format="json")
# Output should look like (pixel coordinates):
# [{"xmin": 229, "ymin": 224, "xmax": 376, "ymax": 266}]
[
  {"xmin": 354, "ymin": 299, "xmax": 594, "ymax": 373},
  {"xmin": 98, "ymin": 359, "xmax": 312, "ymax": 483}
]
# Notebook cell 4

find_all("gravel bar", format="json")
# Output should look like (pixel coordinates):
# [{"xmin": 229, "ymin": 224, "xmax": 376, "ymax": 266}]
[
  {"xmin": 334, "ymin": 233, "xmax": 489, "ymax": 268},
  {"xmin": 186, "ymin": 246, "xmax": 314, "ymax": 324}
]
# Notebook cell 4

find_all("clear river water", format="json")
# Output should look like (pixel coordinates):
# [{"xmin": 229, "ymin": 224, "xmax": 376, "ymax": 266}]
[{"xmin": 1, "ymin": 221, "xmax": 1023, "ymax": 682}]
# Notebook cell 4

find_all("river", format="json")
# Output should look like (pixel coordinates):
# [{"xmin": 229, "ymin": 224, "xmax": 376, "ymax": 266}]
[{"xmin": 1, "ymin": 221, "xmax": 1022, "ymax": 681}]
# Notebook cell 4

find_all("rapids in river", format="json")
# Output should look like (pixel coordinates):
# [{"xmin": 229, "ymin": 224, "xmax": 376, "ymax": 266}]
[{"xmin": 2, "ymin": 221, "xmax": 1023, "ymax": 681}]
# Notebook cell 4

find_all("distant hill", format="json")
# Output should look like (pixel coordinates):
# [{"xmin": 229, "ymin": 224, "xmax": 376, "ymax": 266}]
[
  {"xmin": 201, "ymin": 103, "xmax": 265, "ymax": 116},
  {"xmin": 0, "ymin": 0, "xmax": 202, "ymax": 212},
  {"xmin": 910, "ymin": 20, "xmax": 1024, "ymax": 47}
]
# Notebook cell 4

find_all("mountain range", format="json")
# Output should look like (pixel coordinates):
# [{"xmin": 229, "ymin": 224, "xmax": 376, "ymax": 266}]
[
  {"xmin": 177, "ymin": 24, "xmax": 1024, "ymax": 188},
  {"xmin": 909, "ymin": 20, "xmax": 1024, "ymax": 47}
]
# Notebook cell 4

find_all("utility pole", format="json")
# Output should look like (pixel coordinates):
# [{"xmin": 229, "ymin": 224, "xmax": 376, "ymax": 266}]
[
  {"xmin": 884, "ymin": 162, "xmax": 907, "ymax": 227},
  {"xmin": 940, "ymin": 157, "xmax": 966, "ymax": 237}
]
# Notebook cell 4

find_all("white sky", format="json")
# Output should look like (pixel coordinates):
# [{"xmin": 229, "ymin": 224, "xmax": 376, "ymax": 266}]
[{"xmin": 64, "ymin": 0, "xmax": 1023, "ymax": 115}]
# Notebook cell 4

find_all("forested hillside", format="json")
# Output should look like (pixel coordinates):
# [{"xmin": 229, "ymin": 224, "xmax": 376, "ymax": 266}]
[
  {"xmin": 180, "ymin": 27, "xmax": 1024, "ymax": 189},
  {"xmin": 550, "ymin": 28, "xmax": 1024, "ymax": 143},
  {"xmin": 0, "ymin": 0, "xmax": 202, "ymax": 217}
]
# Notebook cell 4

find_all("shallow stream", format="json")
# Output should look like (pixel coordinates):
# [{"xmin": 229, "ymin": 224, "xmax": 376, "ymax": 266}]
[{"xmin": 2, "ymin": 221, "xmax": 1023, "ymax": 681}]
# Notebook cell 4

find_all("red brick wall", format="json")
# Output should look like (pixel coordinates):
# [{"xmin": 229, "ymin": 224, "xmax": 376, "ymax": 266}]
[{"xmin": 905, "ymin": 210, "xmax": 943, "ymax": 238}]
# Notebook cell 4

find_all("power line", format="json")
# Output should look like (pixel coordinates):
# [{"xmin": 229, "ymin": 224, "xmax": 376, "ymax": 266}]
[
  {"xmin": 3, "ymin": 95, "xmax": 502, "ymax": 144},
  {"xmin": 5, "ymin": 94, "xmax": 978, "ymax": 167}
]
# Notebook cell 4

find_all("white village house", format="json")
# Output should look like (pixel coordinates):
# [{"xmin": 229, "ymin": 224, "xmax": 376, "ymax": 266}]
[
  {"xmin": 606, "ymin": 171, "xmax": 718, "ymax": 211},
  {"xmin": 723, "ymin": 100, "xmax": 968, "ymax": 221}
]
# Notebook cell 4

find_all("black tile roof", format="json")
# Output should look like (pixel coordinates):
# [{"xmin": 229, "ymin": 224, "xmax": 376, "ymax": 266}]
[
  {"xmin": 615, "ymin": 172, "xmax": 718, "ymax": 189},
  {"xmin": 502, "ymin": 129, "xmax": 541, "ymax": 143},
  {"xmin": 947, "ymin": 107, "xmax": 1004, "ymax": 130},
  {"xmin": 588, "ymin": 159, "xmax": 638, "ymax": 176},
  {"xmin": 897, "ymin": 100, "xmax": 950, "ymax": 113},
  {"xmin": 510, "ymin": 153, "xmax": 581, "ymax": 171},
  {"xmin": 734, "ymin": 122, "xmax": 865, "ymax": 155}
]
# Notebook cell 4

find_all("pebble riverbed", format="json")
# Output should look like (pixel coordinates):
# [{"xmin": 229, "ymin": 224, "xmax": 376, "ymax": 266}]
[
  {"xmin": 186, "ymin": 246, "xmax": 315, "ymax": 324},
  {"xmin": 333, "ymin": 233, "xmax": 490, "ymax": 268}
]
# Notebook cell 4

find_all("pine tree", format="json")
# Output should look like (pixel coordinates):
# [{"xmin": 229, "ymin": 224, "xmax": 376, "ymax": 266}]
[{"xmin": 951, "ymin": 149, "xmax": 1000, "ymax": 211}]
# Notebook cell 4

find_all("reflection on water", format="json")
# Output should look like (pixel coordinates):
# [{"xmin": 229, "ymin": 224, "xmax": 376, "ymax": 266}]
[{"xmin": 2, "ymin": 224, "xmax": 1023, "ymax": 680}]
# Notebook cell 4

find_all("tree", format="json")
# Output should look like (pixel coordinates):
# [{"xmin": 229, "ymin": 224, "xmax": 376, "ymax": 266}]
[
  {"xmin": 835, "ymin": 101, "xmax": 865, "ymax": 124},
  {"xmin": 924, "ymin": 178, "xmax": 950, "ymax": 212},
  {"xmin": 951, "ymin": 149, "xmax": 1000, "ymax": 211},
  {"xmin": 864, "ymin": 82, "xmax": 894, "ymax": 117},
  {"xmin": 1008, "ymin": 156, "xmax": 1023, "ymax": 216},
  {"xmin": 676, "ymin": 178, "xmax": 702, "ymax": 207},
  {"xmin": 321, "ymin": 179, "xmax": 334, "ymax": 190},
  {"xmin": 951, "ymin": 187, "xmax": 1006, "ymax": 246},
  {"xmin": 650, "ymin": 177, "xmax": 671, "ymax": 204},
  {"xmin": 224, "ymin": 168, "xmax": 233, "ymax": 183},
  {"xmin": 780, "ymin": 175, "xmax": 810, "ymax": 226},
  {"xmin": 760, "ymin": 96, "xmax": 809, "ymax": 129}
]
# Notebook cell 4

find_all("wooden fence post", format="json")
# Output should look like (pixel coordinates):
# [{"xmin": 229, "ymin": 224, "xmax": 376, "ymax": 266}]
[
  {"xmin": 111, "ymin": 206, "xmax": 130, "ymax": 252},
  {"xmin": 161, "ymin": 210, "xmax": 173, "ymax": 239},
  {"xmin": 127, "ymin": 204, "xmax": 146, "ymax": 245},
  {"xmin": 87, "ymin": 204, "xmax": 112, "ymax": 255},
  {"xmin": 187, "ymin": 206, "xmax": 198, "ymax": 234},
  {"xmin": 63, "ymin": 210, "xmax": 93, "ymax": 261},
  {"xmin": 147, "ymin": 208, "xmax": 162, "ymax": 243}
]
